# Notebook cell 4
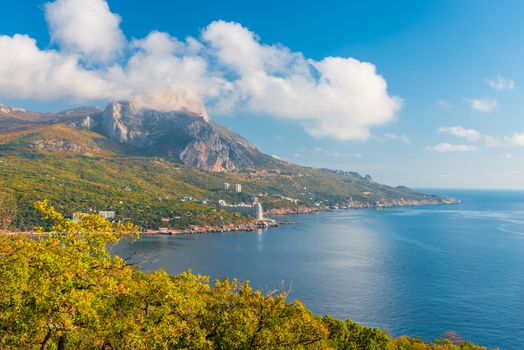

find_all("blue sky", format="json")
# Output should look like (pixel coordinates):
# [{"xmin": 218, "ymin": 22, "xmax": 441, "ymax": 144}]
[{"xmin": 1, "ymin": 0, "xmax": 523, "ymax": 188}]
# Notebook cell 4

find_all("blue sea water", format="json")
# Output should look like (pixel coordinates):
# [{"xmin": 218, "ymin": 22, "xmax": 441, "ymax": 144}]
[{"xmin": 113, "ymin": 190, "xmax": 524, "ymax": 349}]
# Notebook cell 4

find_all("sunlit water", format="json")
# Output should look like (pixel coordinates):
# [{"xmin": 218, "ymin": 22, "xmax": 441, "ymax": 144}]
[{"xmin": 113, "ymin": 190, "xmax": 524, "ymax": 349}]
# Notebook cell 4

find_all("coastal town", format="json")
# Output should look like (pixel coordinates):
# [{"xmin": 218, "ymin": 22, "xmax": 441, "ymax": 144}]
[{"xmin": 63, "ymin": 181, "xmax": 459, "ymax": 236}]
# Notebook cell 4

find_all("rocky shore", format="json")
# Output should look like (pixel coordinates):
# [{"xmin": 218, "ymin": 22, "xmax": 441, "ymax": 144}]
[
  {"xmin": 266, "ymin": 206, "xmax": 320, "ymax": 216},
  {"xmin": 143, "ymin": 220, "xmax": 278, "ymax": 235},
  {"xmin": 266, "ymin": 196, "xmax": 460, "ymax": 216}
]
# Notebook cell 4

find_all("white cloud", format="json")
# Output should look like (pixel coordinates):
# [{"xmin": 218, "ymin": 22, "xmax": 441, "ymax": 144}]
[
  {"xmin": 202, "ymin": 21, "xmax": 402, "ymax": 140},
  {"xmin": 484, "ymin": 132, "xmax": 524, "ymax": 147},
  {"xmin": 485, "ymin": 74, "xmax": 515, "ymax": 91},
  {"xmin": 505, "ymin": 132, "xmax": 524, "ymax": 146},
  {"xmin": 0, "ymin": 34, "xmax": 109, "ymax": 100},
  {"xmin": 106, "ymin": 31, "xmax": 227, "ymax": 117},
  {"xmin": 467, "ymin": 98, "xmax": 497, "ymax": 112},
  {"xmin": 429, "ymin": 143, "xmax": 478, "ymax": 153},
  {"xmin": 0, "ymin": 1, "xmax": 402, "ymax": 141},
  {"xmin": 45, "ymin": 0, "xmax": 125, "ymax": 63},
  {"xmin": 437, "ymin": 126, "xmax": 480, "ymax": 141},
  {"xmin": 384, "ymin": 133, "xmax": 411, "ymax": 144}
]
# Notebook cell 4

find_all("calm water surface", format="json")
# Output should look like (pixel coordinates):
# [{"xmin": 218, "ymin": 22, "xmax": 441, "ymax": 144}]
[{"xmin": 114, "ymin": 190, "xmax": 524, "ymax": 349}]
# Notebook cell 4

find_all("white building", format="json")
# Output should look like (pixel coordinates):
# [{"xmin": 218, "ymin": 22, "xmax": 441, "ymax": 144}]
[
  {"xmin": 222, "ymin": 182, "xmax": 231, "ymax": 190},
  {"xmin": 233, "ymin": 184, "xmax": 242, "ymax": 193},
  {"xmin": 218, "ymin": 199, "xmax": 263, "ymax": 220},
  {"xmin": 99, "ymin": 211, "xmax": 115, "ymax": 219}
]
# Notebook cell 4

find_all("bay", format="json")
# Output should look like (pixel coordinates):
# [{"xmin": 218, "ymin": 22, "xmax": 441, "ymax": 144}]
[{"xmin": 113, "ymin": 189, "xmax": 524, "ymax": 349}]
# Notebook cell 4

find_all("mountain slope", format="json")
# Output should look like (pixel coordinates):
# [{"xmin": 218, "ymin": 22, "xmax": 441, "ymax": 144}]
[
  {"xmin": 0, "ymin": 103, "xmax": 101, "ymax": 131},
  {"xmin": 99, "ymin": 101, "xmax": 281, "ymax": 171},
  {"xmin": 0, "ymin": 101, "xmax": 456, "ymax": 230}
]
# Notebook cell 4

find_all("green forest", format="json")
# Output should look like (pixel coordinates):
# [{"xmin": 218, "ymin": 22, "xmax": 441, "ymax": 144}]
[{"xmin": 0, "ymin": 144, "xmax": 445, "ymax": 231}]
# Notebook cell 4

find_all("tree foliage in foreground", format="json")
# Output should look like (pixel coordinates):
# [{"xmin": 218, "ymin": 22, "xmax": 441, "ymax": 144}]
[
  {"xmin": 0, "ymin": 201, "xmax": 490, "ymax": 349},
  {"xmin": 0, "ymin": 191, "xmax": 17, "ymax": 231}
]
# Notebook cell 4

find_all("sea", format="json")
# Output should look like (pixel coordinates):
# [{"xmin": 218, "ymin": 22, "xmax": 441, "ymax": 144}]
[{"xmin": 113, "ymin": 189, "xmax": 524, "ymax": 349}]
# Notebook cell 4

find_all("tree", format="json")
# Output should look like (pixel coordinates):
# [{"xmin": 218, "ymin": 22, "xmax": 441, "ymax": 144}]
[
  {"xmin": 0, "ymin": 201, "xmax": 327, "ymax": 349},
  {"xmin": 0, "ymin": 192, "xmax": 17, "ymax": 230}
]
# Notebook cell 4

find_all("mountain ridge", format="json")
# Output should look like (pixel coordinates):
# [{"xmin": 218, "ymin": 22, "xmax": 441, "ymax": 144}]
[
  {"xmin": 1, "ymin": 101, "xmax": 282, "ymax": 172},
  {"xmin": 0, "ymin": 101, "xmax": 457, "ymax": 230}
]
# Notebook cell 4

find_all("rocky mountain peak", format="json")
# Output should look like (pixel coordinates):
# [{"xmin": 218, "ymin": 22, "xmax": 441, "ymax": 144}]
[
  {"xmin": 99, "ymin": 100, "xmax": 279, "ymax": 172},
  {"xmin": 0, "ymin": 99, "xmax": 279, "ymax": 172},
  {"xmin": 0, "ymin": 103, "xmax": 26, "ymax": 114}
]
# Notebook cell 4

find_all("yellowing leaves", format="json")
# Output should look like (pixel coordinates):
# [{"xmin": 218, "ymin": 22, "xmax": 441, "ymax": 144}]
[{"xmin": 0, "ymin": 203, "xmax": 488, "ymax": 350}]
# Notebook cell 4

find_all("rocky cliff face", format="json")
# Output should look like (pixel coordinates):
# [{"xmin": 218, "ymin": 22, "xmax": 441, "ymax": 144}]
[
  {"xmin": 31, "ymin": 138, "xmax": 101, "ymax": 156},
  {"xmin": 98, "ymin": 101, "xmax": 280, "ymax": 172},
  {"xmin": 0, "ymin": 100, "xmax": 280, "ymax": 172}
]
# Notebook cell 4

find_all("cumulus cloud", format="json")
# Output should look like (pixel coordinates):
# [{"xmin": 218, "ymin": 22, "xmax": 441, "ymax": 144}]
[
  {"xmin": 437, "ymin": 126, "xmax": 480, "ymax": 141},
  {"xmin": 0, "ymin": 34, "xmax": 109, "ymax": 100},
  {"xmin": 0, "ymin": 1, "xmax": 402, "ymax": 140},
  {"xmin": 430, "ymin": 143, "xmax": 478, "ymax": 153},
  {"xmin": 467, "ymin": 98, "xmax": 498, "ymax": 112},
  {"xmin": 483, "ymin": 132, "xmax": 524, "ymax": 147},
  {"xmin": 505, "ymin": 132, "xmax": 524, "ymax": 146},
  {"xmin": 106, "ymin": 31, "xmax": 228, "ymax": 117},
  {"xmin": 467, "ymin": 98, "xmax": 497, "ymax": 112},
  {"xmin": 202, "ymin": 21, "xmax": 402, "ymax": 140},
  {"xmin": 485, "ymin": 74, "xmax": 515, "ymax": 91},
  {"xmin": 129, "ymin": 89, "xmax": 209, "ymax": 120},
  {"xmin": 44, "ymin": 0, "xmax": 125, "ymax": 62}
]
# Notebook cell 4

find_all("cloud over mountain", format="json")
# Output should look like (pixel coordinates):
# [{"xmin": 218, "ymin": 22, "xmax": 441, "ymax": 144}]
[{"xmin": 0, "ymin": 0, "xmax": 402, "ymax": 140}]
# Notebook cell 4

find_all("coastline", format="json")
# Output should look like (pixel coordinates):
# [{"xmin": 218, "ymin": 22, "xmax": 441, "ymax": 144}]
[
  {"xmin": 142, "ymin": 220, "xmax": 278, "ymax": 235},
  {"xmin": 2, "ymin": 197, "xmax": 460, "ymax": 237},
  {"xmin": 147, "ymin": 196, "xmax": 461, "ymax": 234},
  {"xmin": 267, "ymin": 196, "xmax": 460, "ymax": 216}
]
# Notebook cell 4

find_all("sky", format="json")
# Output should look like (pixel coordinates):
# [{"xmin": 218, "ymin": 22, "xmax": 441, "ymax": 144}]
[{"xmin": 0, "ymin": 0, "xmax": 523, "ymax": 189}]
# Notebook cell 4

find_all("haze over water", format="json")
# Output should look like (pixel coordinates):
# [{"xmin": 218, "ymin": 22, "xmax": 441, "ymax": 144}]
[{"xmin": 114, "ymin": 190, "xmax": 524, "ymax": 349}]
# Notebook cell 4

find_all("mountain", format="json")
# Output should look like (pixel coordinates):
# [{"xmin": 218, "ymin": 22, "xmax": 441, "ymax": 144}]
[
  {"xmin": 0, "ymin": 101, "xmax": 281, "ymax": 172},
  {"xmin": 0, "ymin": 101, "xmax": 457, "ymax": 230},
  {"xmin": 98, "ymin": 101, "xmax": 281, "ymax": 171},
  {"xmin": 0, "ymin": 103, "xmax": 101, "ymax": 130}
]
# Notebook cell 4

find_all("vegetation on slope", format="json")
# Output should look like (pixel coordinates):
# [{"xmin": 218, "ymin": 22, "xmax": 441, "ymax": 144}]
[
  {"xmin": 0, "ymin": 124, "xmax": 447, "ymax": 230},
  {"xmin": 0, "ymin": 202, "xmax": 487, "ymax": 349}
]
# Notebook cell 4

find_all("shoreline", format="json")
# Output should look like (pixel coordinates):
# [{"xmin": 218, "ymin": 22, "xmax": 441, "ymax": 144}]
[
  {"xmin": 142, "ymin": 220, "xmax": 278, "ymax": 235},
  {"xmin": 266, "ymin": 197, "xmax": 460, "ymax": 216},
  {"xmin": 142, "ymin": 197, "xmax": 461, "ymax": 235},
  {"xmin": 2, "ymin": 198, "xmax": 460, "ymax": 237}
]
